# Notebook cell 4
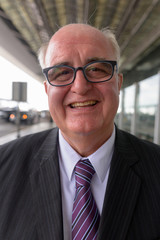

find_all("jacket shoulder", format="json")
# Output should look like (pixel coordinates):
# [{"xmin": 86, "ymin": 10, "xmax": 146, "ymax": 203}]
[
  {"xmin": 116, "ymin": 128, "xmax": 160, "ymax": 182},
  {"xmin": 0, "ymin": 127, "xmax": 59, "ymax": 239},
  {"xmin": 116, "ymin": 128, "xmax": 160, "ymax": 156},
  {"xmin": 0, "ymin": 127, "xmax": 58, "ymax": 173}
]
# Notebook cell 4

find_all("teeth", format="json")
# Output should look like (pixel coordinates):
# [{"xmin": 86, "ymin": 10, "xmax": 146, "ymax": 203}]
[{"xmin": 71, "ymin": 101, "xmax": 97, "ymax": 108}]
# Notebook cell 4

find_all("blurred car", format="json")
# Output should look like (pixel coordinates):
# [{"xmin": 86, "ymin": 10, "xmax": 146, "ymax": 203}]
[
  {"xmin": 9, "ymin": 109, "xmax": 39, "ymax": 124},
  {"xmin": 0, "ymin": 99, "xmax": 39, "ymax": 125},
  {"xmin": 0, "ymin": 107, "xmax": 17, "ymax": 121}
]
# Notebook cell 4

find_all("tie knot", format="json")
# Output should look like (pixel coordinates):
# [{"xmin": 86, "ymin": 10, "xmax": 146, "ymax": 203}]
[{"xmin": 75, "ymin": 159, "xmax": 95, "ymax": 188}]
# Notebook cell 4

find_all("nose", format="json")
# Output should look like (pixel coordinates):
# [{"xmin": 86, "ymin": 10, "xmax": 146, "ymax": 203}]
[{"xmin": 70, "ymin": 68, "xmax": 92, "ymax": 95}]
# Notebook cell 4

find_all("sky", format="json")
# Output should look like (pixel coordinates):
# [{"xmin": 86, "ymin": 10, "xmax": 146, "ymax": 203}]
[{"xmin": 0, "ymin": 56, "xmax": 48, "ymax": 111}]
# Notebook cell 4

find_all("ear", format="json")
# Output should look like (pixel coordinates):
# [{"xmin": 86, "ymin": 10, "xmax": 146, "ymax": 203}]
[
  {"xmin": 118, "ymin": 73, "xmax": 123, "ymax": 93},
  {"xmin": 44, "ymin": 80, "xmax": 48, "ymax": 95}
]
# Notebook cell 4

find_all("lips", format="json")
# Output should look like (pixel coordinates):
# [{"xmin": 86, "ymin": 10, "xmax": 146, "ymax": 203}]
[{"xmin": 70, "ymin": 100, "xmax": 97, "ymax": 108}]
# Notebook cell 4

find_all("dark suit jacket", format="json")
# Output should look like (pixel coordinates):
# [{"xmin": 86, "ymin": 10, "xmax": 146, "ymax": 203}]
[{"xmin": 0, "ymin": 127, "xmax": 160, "ymax": 240}]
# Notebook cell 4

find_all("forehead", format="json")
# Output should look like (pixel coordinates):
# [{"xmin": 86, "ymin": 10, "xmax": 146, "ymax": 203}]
[{"xmin": 45, "ymin": 25, "xmax": 115, "ymax": 66}]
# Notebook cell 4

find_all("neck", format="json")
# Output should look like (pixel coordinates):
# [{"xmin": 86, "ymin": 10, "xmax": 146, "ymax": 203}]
[{"xmin": 60, "ymin": 125, "xmax": 114, "ymax": 157}]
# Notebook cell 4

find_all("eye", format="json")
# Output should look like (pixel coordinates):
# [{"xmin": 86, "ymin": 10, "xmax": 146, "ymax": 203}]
[
  {"xmin": 86, "ymin": 63, "xmax": 112, "ymax": 79},
  {"xmin": 54, "ymin": 69, "xmax": 70, "ymax": 79},
  {"xmin": 87, "ymin": 66, "xmax": 102, "ymax": 72},
  {"xmin": 48, "ymin": 67, "xmax": 73, "ymax": 82}
]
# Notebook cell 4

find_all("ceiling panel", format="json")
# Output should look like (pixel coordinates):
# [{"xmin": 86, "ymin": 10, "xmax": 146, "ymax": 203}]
[{"xmin": 0, "ymin": 0, "xmax": 160, "ymax": 87}]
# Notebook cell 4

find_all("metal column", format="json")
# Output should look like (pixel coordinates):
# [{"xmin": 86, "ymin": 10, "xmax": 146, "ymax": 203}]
[
  {"xmin": 154, "ymin": 72, "xmax": 160, "ymax": 145},
  {"xmin": 130, "ymin": 82, "xmax": 139, "ymax": 135},
  {"xmin": 118, "ymin": 89, "xmax": 125, "ymax": 130}
]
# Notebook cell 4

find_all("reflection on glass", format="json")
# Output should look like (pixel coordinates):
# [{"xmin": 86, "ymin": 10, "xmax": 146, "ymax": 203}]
[
  {"xmin": 116, "ymin": 74, "xmax": 159, "ymax": 143},
  {"xmin": 137, "ymin": 75, "xmax": 159, "ymax": 141},
  {"xmin": 116, "ymin": 85, "xmax": 135, "ymax": 132},
  {"xmin": 123, "ymin": 85, "xmax": 135, "ymax": 133}
]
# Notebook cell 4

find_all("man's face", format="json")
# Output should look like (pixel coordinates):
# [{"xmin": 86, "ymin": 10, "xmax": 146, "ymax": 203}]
[{"xmin": 44, "ymin": 25, "xmax": 122, "ymax": 142}]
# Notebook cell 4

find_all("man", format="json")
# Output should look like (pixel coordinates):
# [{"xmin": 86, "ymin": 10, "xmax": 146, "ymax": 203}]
[{"xmin": 0, "ymin": 24, "xmax": 160, "ymax": 240}]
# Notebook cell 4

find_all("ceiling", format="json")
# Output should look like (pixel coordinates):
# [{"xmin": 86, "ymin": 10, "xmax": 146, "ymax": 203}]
[{"xmin": 0, "ymin": 0, "xmax": 160, "ymax": 88}]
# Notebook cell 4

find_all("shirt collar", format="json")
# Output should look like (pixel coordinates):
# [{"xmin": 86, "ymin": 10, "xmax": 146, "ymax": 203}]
[{"xmin": 58, "ymin": 127, "xmax": 115, "ymax": 183}]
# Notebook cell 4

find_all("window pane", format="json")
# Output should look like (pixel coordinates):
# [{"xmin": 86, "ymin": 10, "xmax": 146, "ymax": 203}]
[
  {"xmin": 137, "ymin": 75, "xmax": 159, "ymax": 141},
  {"xmin": 123, "ymin": 85, "xmax": 135, "ymax": 132}
]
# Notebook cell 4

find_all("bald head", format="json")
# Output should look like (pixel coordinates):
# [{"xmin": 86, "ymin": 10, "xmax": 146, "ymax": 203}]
[
  {"xmin": 51, "ymin": 24, "xmax": 105, "ymax": 43},
  {"xmin": 38, "ymin": 23, "xmax": 120, "ymax": 68}
]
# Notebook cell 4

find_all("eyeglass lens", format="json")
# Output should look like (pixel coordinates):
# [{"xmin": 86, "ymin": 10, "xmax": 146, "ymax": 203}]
[{"xmin": 47, "ymin": 62, "xmax": 113, "ymax": 86}]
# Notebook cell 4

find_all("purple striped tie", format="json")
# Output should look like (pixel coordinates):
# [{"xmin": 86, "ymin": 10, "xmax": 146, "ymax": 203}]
[{"xmin": 72, "ymin": 159, "xmax": 100, "ymax": 240}]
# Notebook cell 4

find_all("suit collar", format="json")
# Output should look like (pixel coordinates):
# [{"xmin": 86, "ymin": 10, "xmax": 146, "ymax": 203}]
[
  {"xmin": 98, "ymin": 128, "xmax": 141, "ymax": 240},
  {"xmin": 59, "ymin": 126, "xmax": 115, "ymax": 183},
  {"xmin": 30, "ymin": 128, "xmax": 63, "ymax": 240},
  {"xmin": 30, "ymin": 127, "xmax": 142, "ymax": 240}
]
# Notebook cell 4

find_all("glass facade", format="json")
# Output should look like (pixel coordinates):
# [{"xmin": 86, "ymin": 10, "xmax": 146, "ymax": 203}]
[
  {"xmin": 123, "ymin": 85, "xmax": 135, "ymax": 133},
  {"xmin": 116, "ymin": 73, "xmax": 160, "ymax": 144},
  {"xmin": 137, "ymin": 76, "xmax": 159, "ymax": 141}
]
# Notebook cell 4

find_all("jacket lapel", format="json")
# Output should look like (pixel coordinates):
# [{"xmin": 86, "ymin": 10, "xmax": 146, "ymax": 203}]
[
  {"xmin": 29, "ymin": 127, "xmax": 142, "ymax": 240},
  {"xmin": 30, "ymin": 128, "xmax": 63, "ymax": 240},
  {"xmin": 98, "ymin": 128, "xmax": 141, "ymax": 240}
]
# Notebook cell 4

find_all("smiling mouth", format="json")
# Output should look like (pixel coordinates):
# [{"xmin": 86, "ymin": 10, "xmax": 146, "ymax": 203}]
[{"xmin": 70, "ymin": 100, "xmax": 97, "ymax": 108}]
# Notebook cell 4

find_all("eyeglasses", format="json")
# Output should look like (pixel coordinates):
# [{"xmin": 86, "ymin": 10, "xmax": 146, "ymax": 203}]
[{"xmin": 43, "ymin": 60, "xmax": 117, "ymax": 87}]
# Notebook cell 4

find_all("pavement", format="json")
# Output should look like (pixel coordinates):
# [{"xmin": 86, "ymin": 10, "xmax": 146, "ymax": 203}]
[{"xmin": 0, "ymin": 121, "xmax": 56, "ymax": 145}]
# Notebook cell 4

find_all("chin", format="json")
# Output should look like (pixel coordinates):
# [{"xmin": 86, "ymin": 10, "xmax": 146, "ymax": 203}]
[{"xmin": 67, "ymin": 122, "xmax": 101, "ymax": 136}]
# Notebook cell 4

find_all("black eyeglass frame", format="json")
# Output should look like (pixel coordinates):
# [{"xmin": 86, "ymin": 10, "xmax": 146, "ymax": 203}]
[{"xmin": 43, "ymin": 60, "xmax": 118, "ymax": 87}]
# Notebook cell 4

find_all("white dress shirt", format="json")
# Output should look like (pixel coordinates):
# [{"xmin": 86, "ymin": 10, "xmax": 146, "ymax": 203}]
[{"xmin": 58, "ymin": 127, "xmax": 115, "ymax": 240}]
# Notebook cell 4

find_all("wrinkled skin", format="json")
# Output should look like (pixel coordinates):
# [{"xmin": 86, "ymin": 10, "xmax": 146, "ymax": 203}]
[{"xmin": 44, "ymin": 24, "xmax": 123, "ymax": 156}]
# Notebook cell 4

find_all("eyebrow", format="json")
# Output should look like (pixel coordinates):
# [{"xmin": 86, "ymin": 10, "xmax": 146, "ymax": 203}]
[
  {"xmin": 54, "ymin": 61, "xmax": 70, "ymax": 66},
  {"xmin": 86, "ymin": 57, "xmax": 107, "ymax": 63},
  {"xmin": 52, "ymin": 57, "xmax": 107, "ymax": 67}
]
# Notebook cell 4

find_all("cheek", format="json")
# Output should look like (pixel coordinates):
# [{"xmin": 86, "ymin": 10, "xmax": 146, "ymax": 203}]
[
  {"xmin": 46, "ymin": 86, "xmax": 69, "ymax": 115},
  {"xmin": 101, "ymin": 83, "xmax": 120, "ymax": 111},
  {"xmin": 46, "ymin": 85, "xmax": 65, "ymax": 103},
  {"xmin": 101, "ymin": 81, "xmax": 119, "ymax": 99}
]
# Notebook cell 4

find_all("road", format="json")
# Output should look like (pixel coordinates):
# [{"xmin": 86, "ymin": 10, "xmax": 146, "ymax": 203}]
[{"xmin": 0, "ymin": 119, "xmax": 56, "ymax": 145}]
